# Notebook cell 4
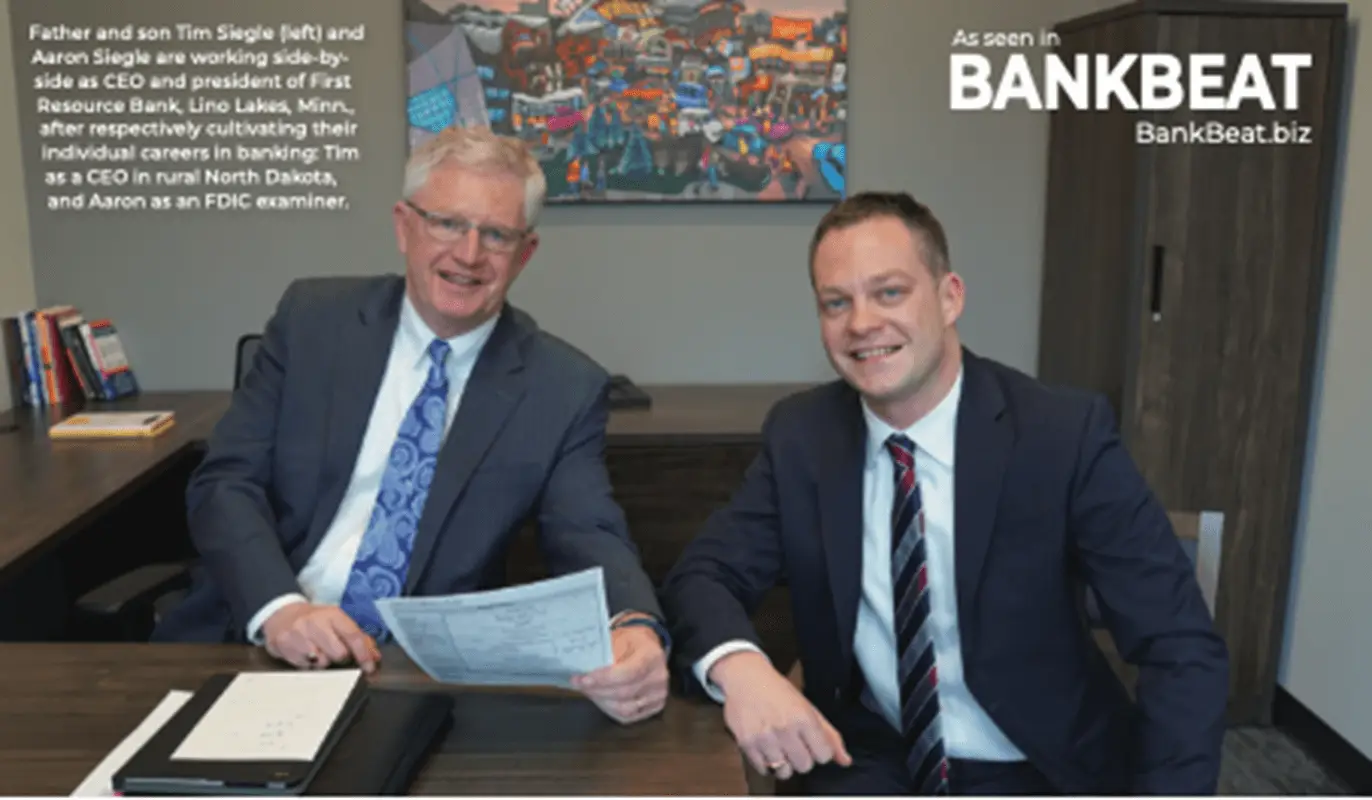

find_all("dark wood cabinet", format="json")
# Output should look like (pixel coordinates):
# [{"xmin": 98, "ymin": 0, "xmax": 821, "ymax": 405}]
[{"xmin": 1037, "ymin": 0, "xmax": 1348, "ymax": 724}]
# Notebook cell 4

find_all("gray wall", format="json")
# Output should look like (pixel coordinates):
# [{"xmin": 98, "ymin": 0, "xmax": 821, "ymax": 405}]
[
  {"xmin": 0, "ymin": 0, "xmax": 35, "ymax": 411},
  {"xmin": 10, "ymin": 0, "xmax": 1111, "ymax": 389},
  {"xmin": 1278, "ymin": 0, "xmax": 1372, "ymax": 761}
]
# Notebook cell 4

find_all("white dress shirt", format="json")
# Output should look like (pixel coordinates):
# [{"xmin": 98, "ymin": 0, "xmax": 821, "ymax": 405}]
[
  {"xmin": 246, "ymin": 295, "xmax": 498, "ymax": 642},
  {"xmin": 693, "ymin": 368, "xmax": 1025, "ymax": 761}
]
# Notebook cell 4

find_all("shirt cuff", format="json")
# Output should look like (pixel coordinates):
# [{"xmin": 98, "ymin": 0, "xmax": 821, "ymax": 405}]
[
  {"xmin": 610, "ymin": 610, "xmax": 672, "ymax": 654},
  {"xmin": 247, "ymin": 593, "xmax": 309, "ymax": 644},
  {"xmin": 693, "ymin": 640, "xmax": 767, "ymax": 703}
]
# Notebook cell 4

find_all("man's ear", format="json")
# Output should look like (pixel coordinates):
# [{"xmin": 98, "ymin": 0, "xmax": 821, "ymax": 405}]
[
  {"xmin": 512, "ymin": 232, "xmax": 540, "ymax": 276},
  {"xmin": 392, "ymin": 201, "xmax": 411, "ymax": 255},
  {"xmin": 940, "ymin": 271, "xmax": 966, "ymax": 327}
]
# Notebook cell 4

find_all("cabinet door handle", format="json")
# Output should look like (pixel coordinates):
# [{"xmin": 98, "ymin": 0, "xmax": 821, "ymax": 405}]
[{"xmin": 1150, "ymin": 245, "xmax": 1165, "ymax": 322}]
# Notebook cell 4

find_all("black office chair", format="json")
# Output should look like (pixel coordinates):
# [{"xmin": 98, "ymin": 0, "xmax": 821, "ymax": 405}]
[
  {"xmin": 234, "ymin": 333, "xmax": 262, "ymax": 389},
  {"xmin": 73, "ymin": 334, "xmax": 262, "ymax": 640}
]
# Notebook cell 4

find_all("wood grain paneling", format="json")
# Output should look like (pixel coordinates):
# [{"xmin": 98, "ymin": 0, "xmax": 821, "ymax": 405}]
[
  {"xmin": 1040, "ymin": 1, "xmax": 1347, "ymax": 724},
  {"xmin": 1037, "ymin": 13, "xmax": 1148, "ymax": 418},
  {"xmin": 1126, "ymin": 10, "xmax": 1344, "ymax": 724}
]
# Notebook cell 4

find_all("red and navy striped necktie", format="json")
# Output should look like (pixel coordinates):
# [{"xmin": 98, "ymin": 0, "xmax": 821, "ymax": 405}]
[{"xmin": 885, "ymin": 434, "xmax": 950, "ymax": 794}]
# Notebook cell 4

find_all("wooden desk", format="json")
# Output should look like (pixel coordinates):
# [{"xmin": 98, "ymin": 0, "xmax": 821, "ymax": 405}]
[
  {"xmin": 0, "ymin": 392, "xmax": 229, "ymax": 584},
  {"xmin": 0, "ymin": 643, "xmax": 748, "ymax": 795}
]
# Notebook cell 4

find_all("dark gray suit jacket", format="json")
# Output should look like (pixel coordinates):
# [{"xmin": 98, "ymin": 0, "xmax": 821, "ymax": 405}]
[{"xmin": 154, "ymin": 275, "xmax": 661, "ymax": 642}]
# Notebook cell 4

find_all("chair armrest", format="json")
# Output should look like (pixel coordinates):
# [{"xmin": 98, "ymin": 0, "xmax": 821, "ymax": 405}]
[{"xmin": 75, "ymin": 562, "xmax": 192, "ymax": 617}]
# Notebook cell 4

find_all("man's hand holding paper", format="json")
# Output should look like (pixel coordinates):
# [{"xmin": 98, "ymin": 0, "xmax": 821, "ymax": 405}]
[
  {"xmin": 375, "ymin": 567, "xmax": 669, "ymax": 725},
  {"xmin": 573, "ymin": 614, "xmax": 670, "ymax": 724}
]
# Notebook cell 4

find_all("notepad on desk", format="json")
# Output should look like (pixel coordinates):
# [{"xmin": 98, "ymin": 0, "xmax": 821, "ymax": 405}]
[
  {"xmin": 113, "ymin": 670, "xmax": 367, "ymax": 796},
  {"xmin": 171, "ymin": 671, "xmax": 363, "ymax": 763},
  {"xmin": 49, "ymin": 410, "xmax": 174, "ymax": 439}
]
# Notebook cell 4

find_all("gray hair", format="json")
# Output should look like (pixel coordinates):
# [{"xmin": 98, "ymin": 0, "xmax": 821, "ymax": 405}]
[{"xmin": 402, "ymin": 126, "xmax": 547, "ymax": 228}]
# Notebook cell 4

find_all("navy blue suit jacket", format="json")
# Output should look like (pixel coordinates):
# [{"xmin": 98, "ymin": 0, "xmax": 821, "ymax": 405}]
[
  {"xmin": 660, "ymin": 350, "xmax": 1228, "ymax": 794},
  {"xmin": 155, "ymin": 275, "xmax": 660, "ymax": 642}
]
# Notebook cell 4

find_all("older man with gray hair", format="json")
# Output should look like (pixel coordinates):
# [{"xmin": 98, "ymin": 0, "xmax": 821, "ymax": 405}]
[{"xmin": 155, "ymin": 126, "xmax": 671, "ymax": 725}]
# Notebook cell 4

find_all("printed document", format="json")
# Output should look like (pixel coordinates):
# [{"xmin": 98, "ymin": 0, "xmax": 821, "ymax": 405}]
[{"xmin": 375, "ymin": 567, "xmax": 614, "ymax": 687}]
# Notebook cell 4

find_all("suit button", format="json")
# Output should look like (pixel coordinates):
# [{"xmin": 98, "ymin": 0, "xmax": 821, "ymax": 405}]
[{"xmin": 834, "ymin": 688, "xmax": 843, "ymax": 701}]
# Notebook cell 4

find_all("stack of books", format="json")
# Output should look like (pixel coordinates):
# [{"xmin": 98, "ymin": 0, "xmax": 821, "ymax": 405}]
[{"xmin": 1, "ymin": 305, "xmax": 140, "ymax": 408}]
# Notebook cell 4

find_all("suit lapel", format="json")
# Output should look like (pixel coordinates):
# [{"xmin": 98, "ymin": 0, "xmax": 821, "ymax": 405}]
[
  {"xmin": 404, "ymin": 307, "xmax": 528, "ymax": 592},
  {"xmin": 304, "ymin": 280, "xmax": 404, "ymax": 555},
  {"xmin": 816, "ymin": 385, "xmax": 867, "ymax": 690},
  {"xmin": 953, "ymin": 351, "xmax": 1011, "ymax": 651}
]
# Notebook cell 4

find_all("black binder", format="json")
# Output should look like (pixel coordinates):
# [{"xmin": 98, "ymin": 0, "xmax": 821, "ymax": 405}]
[
  {"xmin": 305, "ymin": 686, "xmax": 452, "ymax": 795},
  {"xmin": 112, "ymin": 673, "xmax": 453, "ymax": 796}
]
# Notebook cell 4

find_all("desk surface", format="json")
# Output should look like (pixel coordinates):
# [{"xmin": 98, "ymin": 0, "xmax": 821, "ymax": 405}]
[
  {"xmin": 604, "ymin": 383, "xmax": 811, "ymax": 444},
  {"xmin": 0, "ymin": 383, "xmax": 810, "ymax": 583},
  {"xmin": 0, "ymin": 643, "xmax": 748, "ymax": 796},
  {"xmin": 0, "ymin": 392, "xmax": 229, "ymax": 583}
]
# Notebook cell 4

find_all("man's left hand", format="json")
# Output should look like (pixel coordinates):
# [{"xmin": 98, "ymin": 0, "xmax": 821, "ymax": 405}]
[{"xmin": 572, "ymin": 620, "xmax": 668, "ymax": 724}]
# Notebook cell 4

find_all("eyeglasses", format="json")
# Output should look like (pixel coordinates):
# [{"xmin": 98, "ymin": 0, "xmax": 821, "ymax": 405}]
[{"xmin": 404, "ymin": 200, "xmax": 529, "ymax": 253}]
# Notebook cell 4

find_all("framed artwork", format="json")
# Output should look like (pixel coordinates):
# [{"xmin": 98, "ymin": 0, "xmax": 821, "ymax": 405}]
[{"xmin": 403, "ymin": 0, "xmax": 848, "ymax": 203}]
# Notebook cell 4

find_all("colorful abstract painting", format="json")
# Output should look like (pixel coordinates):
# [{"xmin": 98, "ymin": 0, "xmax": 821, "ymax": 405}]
[{"xmin": 404, "ymin": 0, "xmax": 848, "ymax": 203}]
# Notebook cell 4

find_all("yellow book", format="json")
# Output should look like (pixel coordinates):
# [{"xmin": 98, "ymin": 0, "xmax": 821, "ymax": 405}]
[{"xmin": 49, "ymin": 410, "xmax": 175, "ymax": 439}]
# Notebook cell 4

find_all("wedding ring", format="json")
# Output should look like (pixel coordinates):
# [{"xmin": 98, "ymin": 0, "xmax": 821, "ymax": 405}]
[{"xmin": 768, "ymin": 761, "xmax": 788, "ymax": 772}]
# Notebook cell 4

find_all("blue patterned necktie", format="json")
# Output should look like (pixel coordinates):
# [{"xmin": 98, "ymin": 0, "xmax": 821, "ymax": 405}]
[
  {"xmin": 885, "ymin": 434, "xmax": 950, "ymax": 795},
  {"xmin": 339, "ymin": 338, "xmax": 451, "ymax": 639}
]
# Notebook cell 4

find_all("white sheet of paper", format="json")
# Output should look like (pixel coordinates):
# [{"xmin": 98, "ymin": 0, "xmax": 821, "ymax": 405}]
[
  {"xmin": 169, "ymin": 670, "xmax": 361, "ymax": 762},
  {"xmin": 70, "ymin": 690, "xmax": 193, "ymax": 797},
  {"xmin": 375, "ymin": 566, "xmax": 613, "ymax": 687}
]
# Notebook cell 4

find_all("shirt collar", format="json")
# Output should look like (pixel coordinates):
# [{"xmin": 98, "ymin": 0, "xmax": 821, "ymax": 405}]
[
  {"xmin": 862, "ymin": 366, "xmax": 963, "ymax": 470},
  {"xmin": 399, "ymin": 293, "xmax": 500, "ymax": 370}
]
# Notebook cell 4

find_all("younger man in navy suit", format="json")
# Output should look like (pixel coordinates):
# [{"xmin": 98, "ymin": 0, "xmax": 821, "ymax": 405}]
[{"xmin": 661, "ymin": 192, "xmax": 1228, "ymax": 794}]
